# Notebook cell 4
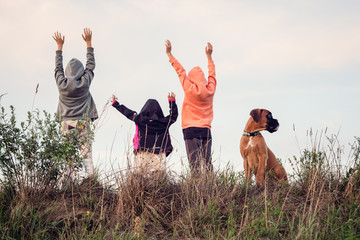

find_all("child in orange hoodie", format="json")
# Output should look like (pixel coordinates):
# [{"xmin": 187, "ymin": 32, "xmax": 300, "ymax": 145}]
[{"xmin": 165, "ymin": 40, "xmax": 216, "ymax": 174}]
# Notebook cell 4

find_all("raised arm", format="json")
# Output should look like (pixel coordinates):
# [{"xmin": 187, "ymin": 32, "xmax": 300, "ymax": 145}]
[
  {"xmin": 206, "ymin": 42, "xmax": 216, "ymax": 93},
  {"xmin": 167, "ymin": 92, "xmax": 178, "ymax": 124},
  {"xmin": 111, "ymin": 95, "xmax": 137, "ymax": 121},
  {"xmin": 82, "ymin": 28, "xmax": 95, "ymax": 84},
  {"xmin": 53, "ymin": 31, "xmax": 66, "ymax": 87},
  {"xmin": 166, "ymin": 40, "xmax": 192, "ymax": 89}
]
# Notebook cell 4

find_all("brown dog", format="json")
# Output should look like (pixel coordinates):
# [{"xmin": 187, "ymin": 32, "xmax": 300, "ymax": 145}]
[{"xmin": 240, "ymin": 109, "xmax": 287, "ymax": 185}]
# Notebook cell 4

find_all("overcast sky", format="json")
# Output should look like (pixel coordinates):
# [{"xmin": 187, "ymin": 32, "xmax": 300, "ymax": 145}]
[{"xmin": 1, "ymin": 0, "xmax": 359, "ymax": 176}]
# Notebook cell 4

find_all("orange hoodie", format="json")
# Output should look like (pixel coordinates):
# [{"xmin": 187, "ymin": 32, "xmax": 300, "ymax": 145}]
[{"xmin": 169, "ymin": 57, "xmax": 216, "ymax": 129}]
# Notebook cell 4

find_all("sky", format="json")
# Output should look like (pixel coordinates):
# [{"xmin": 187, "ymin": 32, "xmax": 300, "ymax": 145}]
[{"xmin": 0, "ymin": 0, "xmax": 359, "ymax": 176}]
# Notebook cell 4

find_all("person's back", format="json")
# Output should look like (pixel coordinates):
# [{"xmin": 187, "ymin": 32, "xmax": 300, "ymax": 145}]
[
  {"xmin": 112, "ymin": 93, "xmax": 178, "ymax": 172},
  {"xmin": 134, "ymin": 98, "xmax": 177, "ymax": 155},
  {"xmin": 53, "ymin": 28, "xmax": 97, "ymax": 177},
  {"xmin": 54, "ymin": 31, "xmax": 98, "ymax": 121},
  {"xmin": 181, "ymin": 65, "xmax": 216, "ymax": 130},
  {"xmin": 165, "ymin": 40, "xmax": 217, "ymax": 175}
]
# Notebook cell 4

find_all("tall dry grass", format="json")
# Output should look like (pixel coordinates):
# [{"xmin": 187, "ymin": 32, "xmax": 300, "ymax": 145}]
[
  {"xmin": 0, "ymin": 104, "xmax": 360, "ymax": 239},
  {"xmin": 1, "ymin": 150, "xmax": 359, "ymax": 239}
]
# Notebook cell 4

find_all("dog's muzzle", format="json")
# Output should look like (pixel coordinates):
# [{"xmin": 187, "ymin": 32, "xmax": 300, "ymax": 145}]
[{"xmin": 266, "ymin": 118, "xmax": 279, "ymax": 133}]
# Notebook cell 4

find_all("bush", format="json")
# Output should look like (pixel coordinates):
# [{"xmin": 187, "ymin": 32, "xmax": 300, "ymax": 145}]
[{"xmin": 0, "ymin": 106, "xmax": 85, "ymax": 193}]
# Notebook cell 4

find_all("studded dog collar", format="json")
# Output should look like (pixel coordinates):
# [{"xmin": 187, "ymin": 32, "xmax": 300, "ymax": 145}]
[{"xmin": 242, "ymin": 131, "xmax": 261, "ymax": 137}]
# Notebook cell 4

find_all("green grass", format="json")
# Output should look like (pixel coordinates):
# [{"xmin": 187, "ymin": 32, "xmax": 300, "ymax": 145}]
[
  {"xmin": 1, "ymin": 107, "xmax": 360, "ymax": 239},
  {"xmin": 0, "ymin": 162, "xmax": 359, "ymax": 239}
]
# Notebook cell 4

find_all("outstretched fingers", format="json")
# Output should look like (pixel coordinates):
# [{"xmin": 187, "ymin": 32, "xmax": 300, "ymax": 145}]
[
  {"xmin": 52, "ymin": 31, "xmax": 65, "ymax": 44},
  {"xmin": 82, "ymin": 28, "xmax": 92, "ymax": 42}
]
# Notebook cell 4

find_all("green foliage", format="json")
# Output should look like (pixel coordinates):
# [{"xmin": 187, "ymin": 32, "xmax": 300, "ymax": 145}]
[
  {"xmin": 289, "ymin": 149, "xmax": 327, "ymax": 186},
  {"xmin": 346, "ymin": 137, "xmax": 360, "ymax": 179},
  {"xmin": 0, "ymin": 106, "xmax": 85, "ymax": 192},
  {"xmin": 1, "ymin": 106, "xmax": 360, "ymax": 239}
]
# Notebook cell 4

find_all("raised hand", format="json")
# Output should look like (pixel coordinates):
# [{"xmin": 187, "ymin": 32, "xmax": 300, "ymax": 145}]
[
  {"xmin": 82, "ymin": 28, "xmax": 92, "ymax": 47},
  {"xmin": 53, "ymin": 31, "xmax": 65, "ymax": 50},
  {"xmin": 112, "ymin": 94, "xmax": 117, "ymax": 103},
  {"xmin": 205, "ymin": 42, "xmax": 213, "ymax": 60},
  {"xmin": 168, "ymin": 92, "xmax": 176, "ymax": 101},
  {"xmin": 165, "ymin": 40, "xmax": 173, "ymax": 59}
]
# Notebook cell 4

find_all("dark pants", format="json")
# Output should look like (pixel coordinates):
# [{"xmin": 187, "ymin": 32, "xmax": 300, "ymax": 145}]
[{"xmin": 185, "ymin": 138, "xmax": 213, "ymax": 174}]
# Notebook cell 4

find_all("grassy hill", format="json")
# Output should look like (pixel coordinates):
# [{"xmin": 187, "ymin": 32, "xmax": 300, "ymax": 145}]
[{"xmin": 1, "ymin": 107, "xmax": 359, "ymax": 239}]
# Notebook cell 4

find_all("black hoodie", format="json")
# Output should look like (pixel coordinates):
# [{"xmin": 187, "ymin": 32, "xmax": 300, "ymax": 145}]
[{"xmin": 112, "ymin": 99, "xmax": 178, "ymax": 156}]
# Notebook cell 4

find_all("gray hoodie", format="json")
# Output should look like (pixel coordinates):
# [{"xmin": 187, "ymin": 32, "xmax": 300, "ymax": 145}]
[{"xmin": 55, "ymin": 47, "xmax": 98, "ymax": 120}]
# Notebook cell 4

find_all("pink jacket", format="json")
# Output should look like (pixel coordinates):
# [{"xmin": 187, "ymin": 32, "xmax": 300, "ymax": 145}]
[{"xmin": 169, "ymin": 57, "xmax": 216, "ymax": 129}]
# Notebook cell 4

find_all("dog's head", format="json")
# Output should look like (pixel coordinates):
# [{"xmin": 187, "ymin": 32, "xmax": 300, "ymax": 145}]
[{"xmin": 250, "ymin": 108, "xmax": 279, "ymax": 133}]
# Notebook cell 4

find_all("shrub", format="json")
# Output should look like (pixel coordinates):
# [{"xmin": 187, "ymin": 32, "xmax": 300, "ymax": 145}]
[{"xmin": 0, "ymin": 106, "xmax": 85, "ymax": 193}]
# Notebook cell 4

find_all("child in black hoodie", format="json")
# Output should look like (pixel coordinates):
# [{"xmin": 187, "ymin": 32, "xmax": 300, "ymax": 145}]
[{"xmin": 112, "ymin": 93, "xmax": 178, "ymax": 172}]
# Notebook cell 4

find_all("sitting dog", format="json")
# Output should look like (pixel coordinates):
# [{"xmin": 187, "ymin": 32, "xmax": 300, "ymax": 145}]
[{"xmin": 240, "ymin": 109, "xmax": 287, "ymax": 185}]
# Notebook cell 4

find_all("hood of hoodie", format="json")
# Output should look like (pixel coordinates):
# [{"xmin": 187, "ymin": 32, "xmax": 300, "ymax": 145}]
[
  {"xmin": 65, "ymin": 58, "xmax": 85, "ymax": 80},
  {"xmin": 188, "ymin": 66, "xmax": 207, "ymax": 85},
  {"xmin": 138, "ymin": 99, "xmax": 165, "ymax": 121}
]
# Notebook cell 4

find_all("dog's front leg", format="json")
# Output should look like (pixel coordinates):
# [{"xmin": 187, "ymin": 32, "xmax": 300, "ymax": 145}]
[
  {"xmin": 243, "ymin": 157, "xmax": 252, "ymax": 183},
  {"xmin": 256, "ymin": 151, "xmax": 268, "ymax": 185}
]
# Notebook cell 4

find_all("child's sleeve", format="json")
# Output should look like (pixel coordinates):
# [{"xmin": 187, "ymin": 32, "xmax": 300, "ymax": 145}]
[
  {"xmin": 83, "ymin": 47, "xmax": 95, "ymax": 85},
  {"xmin": 206, "ymin": 60, "xmax": 216, "ymax": 94},
  {"xmin": 112, "ymin": 100, "xmax": 137, "ymax": 121},
  {"xmin": 54, "ymin": 50, "xmax": 67, "ymax": 87},
  {"xmin": 167, "ymin": 99, "xmax": 178, "ymax": 124},
  {"xmin": 169, "ymin": 57, "xmax": 193, "ymax": 90}
]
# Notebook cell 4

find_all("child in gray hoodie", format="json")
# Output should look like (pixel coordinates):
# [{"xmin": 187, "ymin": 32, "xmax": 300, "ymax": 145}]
[{"xmin": 53, "ymin": 28, "xmax": 98, "ymax": 177}]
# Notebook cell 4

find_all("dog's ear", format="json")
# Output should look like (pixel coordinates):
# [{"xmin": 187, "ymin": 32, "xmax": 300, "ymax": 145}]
[{"xmin": 250, "ymin": 109, "xmax": 262, "ymax": 123}]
